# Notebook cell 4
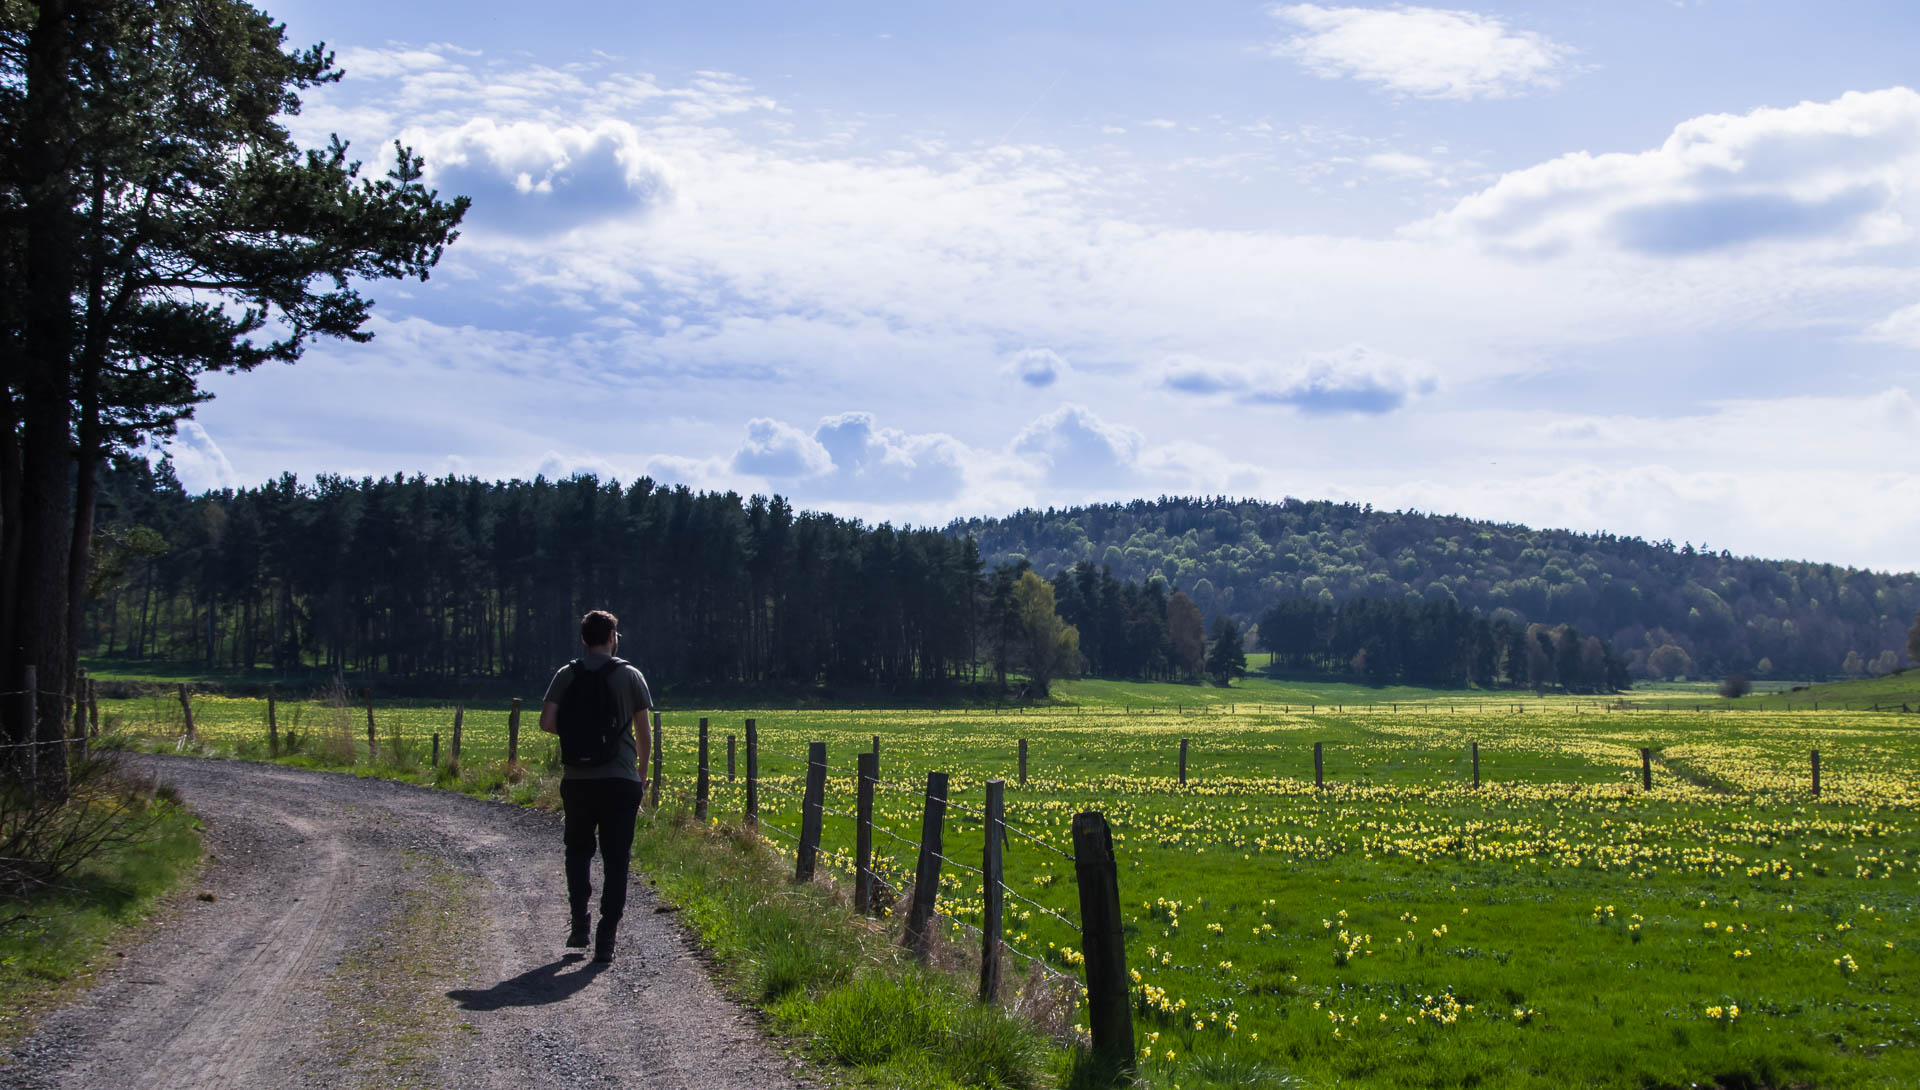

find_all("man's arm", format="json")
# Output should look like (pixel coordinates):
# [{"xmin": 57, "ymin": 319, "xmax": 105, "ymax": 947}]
[{"xmin": 539, "ymin": 701, "xmax": 559, "ymax": 734}]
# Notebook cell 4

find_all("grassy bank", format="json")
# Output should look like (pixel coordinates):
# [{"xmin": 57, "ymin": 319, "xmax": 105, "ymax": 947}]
[
  {"xmin": 0, "ymin": 773, "xmax": 204, "ymax": 1044},
  {"xmin": 634, "ymin": 804, "xmax": 1082, "ymax": 1089}
]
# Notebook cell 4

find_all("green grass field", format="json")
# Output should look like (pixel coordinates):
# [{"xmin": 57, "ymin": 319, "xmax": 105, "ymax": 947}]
[{"xmin": 96, "ymin": 675, "xmax": 1920, "ymax": 1089}]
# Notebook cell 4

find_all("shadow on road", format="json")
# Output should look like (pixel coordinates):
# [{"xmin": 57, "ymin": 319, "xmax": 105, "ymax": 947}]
[{"xmin": 447, "ymin": 954, "xmax": 608, "ymax": 1010}]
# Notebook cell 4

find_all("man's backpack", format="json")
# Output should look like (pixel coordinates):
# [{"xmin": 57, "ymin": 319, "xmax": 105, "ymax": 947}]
[{"xmin": 555, "ymin": 658, "xmax": 628, "ymax": 768}]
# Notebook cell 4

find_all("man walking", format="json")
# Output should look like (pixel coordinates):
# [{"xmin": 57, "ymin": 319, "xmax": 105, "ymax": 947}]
[{"xmin": 540, "ymin": 609, "xmax": 653, "ymax": 963}]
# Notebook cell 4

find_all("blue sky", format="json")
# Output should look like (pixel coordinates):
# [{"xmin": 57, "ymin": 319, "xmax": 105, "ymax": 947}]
[{"xmin": 168, "ymin": 1, "xmax": 1920, "ymax": 570}]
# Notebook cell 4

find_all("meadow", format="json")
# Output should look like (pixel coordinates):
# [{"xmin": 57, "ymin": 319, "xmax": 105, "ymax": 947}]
[{"xmin": 97, "ymin": 675, "xmax": 1920, "ymax": 1089}]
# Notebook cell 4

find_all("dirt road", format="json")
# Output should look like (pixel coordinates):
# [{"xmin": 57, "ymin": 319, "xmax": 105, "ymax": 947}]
[{"xmin": 2, "ymin": 755, "xmax": 813, "ymax": 1090}]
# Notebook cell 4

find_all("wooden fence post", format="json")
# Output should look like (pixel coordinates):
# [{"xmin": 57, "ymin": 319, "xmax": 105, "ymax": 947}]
[
  {"xmin": 450, "ymin": 703, "xmax": 464, "ymax": 765},
  {"xmin": 696, "ymin": 717, "xmax": 711, "ymax": 821},
  {"xmin": 745, "ymin": 717, "xmax": 758, "ymax": 829},
  {"xmin": 1314, "ymin": 741, "xmax": 1324, "ymax": 789},
  {"xmin": 855, "ymin": 750, "xmax": 877, "ymax": 914},
  {"xmin": 1641, "ymin": 747, "xmax": 1653, "ymax": 791},
  {"xmin": 649, "ymin": 712, "xmax": 663, "ymax": 808},
  {"xmin": 1018, "ymin": 737, "xmax": 1028, "ymax": 786},
  {"xmin": 20, "ymin": 666, "xmax": 36, "ymax": 801},
  {"xmin": 1471, "ymin": 741, "xmax": 1479, "ymax": 789},
  {"xmin": 507, "ymin": 697, "xmax": 522, "ymax": 766},
  {"xmin": 795, "ymin": 741, "xmax": 827, "ymax": 881},
  {"xmin": 728, "ymin": 733, "xmax": 737, "ymax": 780},
  {"xmin": 1072, "ymin": 811, "xmax": 1134, "ymax": 1073},
  {"xmin": 363, "ymin": 688, "xmax": 378, "ymax": 759},
  {"xmin": 267, "ymin": 684, "xmax": 279, "ymax": 758},
  {"xmin": 903, "ymin": 770, "xmax": 949, "ymax": 960},
  {"xmin": 72, "ymin": 670, "xmax": 86, "ymax": 754},
  {"xmin": 86, "ymin": 677, "xmax": 99, "ymax": 737},
  {"xmin": 1178, "ymin": 738, "xmax": 1188, "ymax": 786},
  {"xmin": 431, "ymin": 732, "xmax": 440, "ymax": 766},
  {"xmin": 872, "ymin": 734, "xmax": 880, "ymax": 760},
  {"xmin": 980, "ymin": 778, "xmax": 1005, "ymax": 1004},
  {"xmin": 1811, "ymin": 749, "xmax": 1821, "ymax": 798},
  {"xmin": 177, "ymin": 683, "xmax": 195, "ymax": 743}
]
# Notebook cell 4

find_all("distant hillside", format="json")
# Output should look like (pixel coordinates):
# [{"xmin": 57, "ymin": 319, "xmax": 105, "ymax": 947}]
[{"xmin": 949, "ymin": 496, "xmax": 1919, "ymax": 681}]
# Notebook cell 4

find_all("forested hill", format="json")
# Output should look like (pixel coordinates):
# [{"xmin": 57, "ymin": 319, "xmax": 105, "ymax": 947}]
[{"xmin": 948, "ymin": 497, "xmax": 1919, "ymax": 681}]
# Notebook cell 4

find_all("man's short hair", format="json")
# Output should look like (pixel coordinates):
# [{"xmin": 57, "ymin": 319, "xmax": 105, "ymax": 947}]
[{"xmin": 581, "ymin": 610, "xmax": 618, "ymax": 646}]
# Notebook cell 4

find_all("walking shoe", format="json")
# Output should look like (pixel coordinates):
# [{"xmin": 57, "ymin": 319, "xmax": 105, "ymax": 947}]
[
  {"xmin": 566, "ymin": 917, "xmax": 591, "ymax": 948},
  {"xmin": 593, "ymin": 918, "xmax": 619, "ymax": 963}
]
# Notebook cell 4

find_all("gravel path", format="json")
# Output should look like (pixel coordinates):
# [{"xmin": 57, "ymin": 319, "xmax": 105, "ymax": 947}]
[{"xmin": 2, "ymin": 755, "xmax": 815, "ymax": 1090}]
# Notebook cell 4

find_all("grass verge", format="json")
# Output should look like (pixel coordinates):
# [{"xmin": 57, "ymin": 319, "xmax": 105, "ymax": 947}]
[
  {"xmin": 0, "ymin": 778, "xmax": 203, "ymax": 1045},
  {"xmin": 633, "ymin": 803, "xmax": 1089, "ymax": 1089}
]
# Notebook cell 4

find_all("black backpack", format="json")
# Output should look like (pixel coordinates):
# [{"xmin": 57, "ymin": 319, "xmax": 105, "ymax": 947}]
[{"xmin": 556, "ymin": 658, "xmax": 628, "ymax": 767}]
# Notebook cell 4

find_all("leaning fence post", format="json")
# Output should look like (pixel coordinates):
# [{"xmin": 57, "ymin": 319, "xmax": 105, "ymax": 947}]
[
  {"xmin": 1314, "ymin": 741, "xmax": 1324, "ymax": 789},
  {"xmin": 266, "ymin": 683, "xmax": 279, "ymax": 758},
  {"xmin": 795, "ymin": 741, "xmax": 827, "ymax": 881},
  {"xmin": 904, "ymin": 771, "xmax": 949, "ymax": 960},
  {"xmin": 177, "ymin": 682, "xmax": 196, "ymax": 743},
  {"xmin": 21, "ymin": 666, "xmax": 37, "ymax": 801},
  {"xmin": 855, "ymin": 750, "xmax": 877, "ymax": 913},
  {"xmin": 980, "ymin": 778, "xmax": 1006, "ymax": 1003},
  {"xmin": 507, "ymin": 697, "xmax": 522, "ymax": 767},
  {"xmin": 1811, "ymin": 749, "xmax": 1821, "ymax": 798},
  {"xmin": 696, "ymin": 717, "xmax": 711, "ymax": 822},
  {"xmin": 1072, "ymin": 811, "xmax": 1134, "ymax": 1072},
  {"xmin": 728, "ymin": 733, "xmax": 737, "ymax": 780},
  {"xmin": 72, "ymin": 670, "xmax": 86, "ymax": 752},
  {"xmin": 650, "ymin": 712, "xmax": 663, "ymax": 808},
  {"xmin": 1641, "ymin": 747, "xmax": 1653, "ymax": 791},
  {"xmin": 1018, "ymin": 737, "xmax": 1028, "ymax": 786},
  {"xmin": 745, "ymin": 718, "xmax": 758, "ymax": 829},
  {"xmin": 1178, "ymin": 738, "xmax": 1188, "ymax": 786},
  {"xmin": 1471, "ymin": 741, "xmax": 1480, "ymax": 789}
]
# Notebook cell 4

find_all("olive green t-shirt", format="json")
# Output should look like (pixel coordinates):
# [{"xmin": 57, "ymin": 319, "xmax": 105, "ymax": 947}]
[{"xmin": 544, "ymin": 653, "xmax": 652, "ymax": 782}]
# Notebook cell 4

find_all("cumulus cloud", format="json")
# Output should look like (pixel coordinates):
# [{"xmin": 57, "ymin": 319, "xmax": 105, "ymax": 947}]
[
  {"xmin": 1010, "ymin": 404, "xmax": 1143, "ymax": 489},
  {"xmin": 534, "ymin": 449, "xmax": 621, "ymax": 481},
  {"xmin": 1159, "ymin": 346, "xmax": 1436, "ymax": 414},
  {"xmin": 726, "ymin": 412, "xmax": 967, "ymax": 500},
  {"xmin": 1270, "ymin": 4, "xmax": 1574, "ymax": 100},
  {"xmin": 410, "ymin": 118, "xmax": 676, "ymax": 234},
  {"xmin": 1420, "ymin": 87, "xmax": 1920, "ymax": 256},
  {"xmin": 1005, "ymin": 347, "xmax": 1069, "ymax": 388},
  {"xmin": 730, "ymin": 418, "xmax": 833, "ymax": 477},
  {"xmin": 162, "ymin": 421, "xmax": 240, "ymax": 492}
]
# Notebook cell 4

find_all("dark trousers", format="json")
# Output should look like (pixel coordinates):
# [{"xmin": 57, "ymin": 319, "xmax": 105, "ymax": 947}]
[{"xmin": 560, "ymin": 778, "xmax": 644, "ymax": 923}]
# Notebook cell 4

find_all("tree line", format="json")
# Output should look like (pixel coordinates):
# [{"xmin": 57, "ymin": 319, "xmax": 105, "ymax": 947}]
[
  {"xmin": 1256, "ymin": 596, "xmax": 1629, "ymax": 692},
  {"xmin": 86, "ymin": 461, "xmax": 1615, "ymax": 697},
  {"xmin": 954, "ymin": 496, "xmax": 1920, "ymax": 681}
]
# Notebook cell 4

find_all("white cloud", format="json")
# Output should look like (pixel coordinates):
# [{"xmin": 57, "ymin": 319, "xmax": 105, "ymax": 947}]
[
  {"xmin": 534, "ymin": 449, "xmax": 620, "ymax": 481},
  {"xmin": 1010, "ymin": 404, "xmax": 1144, "ymax": 490},
  {"xmin": 162, "ymin": 422, "xmax": 240, "ymax": 492},
  {"xmin": 1365, "ymin": 151, "xmax": 1436, "ymax": 177},
  {"xmin": 730, "ymin": 417, "xmax": 833, "ymax": 477},
  {"xmin": 409, "ymin": 118, "xmax": 677, "ymax": 234},
  {"xmin": 1005, "ymin": 347, "xmax": 1069, "ymax": 388},
  {"xmin": 725, "ymin": 413, "xmax": 968, "ymax": 501},
  {"xmin": 1420, "ymin": 87, "xmax": 1920, "ymax": 257},
  {"xmin": 1863, "ymin": 301, "xmax": 1920, "ymax": 348},
  {"xmin": 1159, "ymin": 345, "xmax": 1437, "ymax": 414},
  {"xmin": 1270, "ymin": 4, "xmax": 1574, "ymax": 100}
]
